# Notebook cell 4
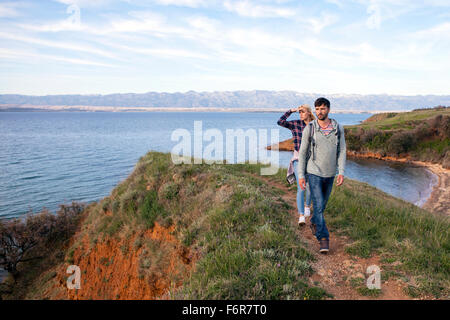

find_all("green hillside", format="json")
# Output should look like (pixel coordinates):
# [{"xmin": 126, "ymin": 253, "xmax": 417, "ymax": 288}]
[
  {"xmin": 1, "ymin": 151, "xmax": 449, "ymax": 299},
  {"xmin": 345, "ymin": 106, "xmax": 450, "ymax": 168}
]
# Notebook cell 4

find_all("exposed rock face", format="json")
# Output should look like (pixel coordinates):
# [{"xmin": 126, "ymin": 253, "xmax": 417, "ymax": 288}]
[{"xmin": 48, "ymin": 222, "xmax": 195, "ymax": 300}]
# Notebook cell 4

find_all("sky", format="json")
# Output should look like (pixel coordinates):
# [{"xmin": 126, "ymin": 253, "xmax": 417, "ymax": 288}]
[{"xmin": 0, "ymin": 0, "xmax": 449, "ymax": 95}]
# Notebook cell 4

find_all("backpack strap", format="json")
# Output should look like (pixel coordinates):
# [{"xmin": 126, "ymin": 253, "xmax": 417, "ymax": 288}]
[
  {"xmin": 331, "ymin": 119, "xmax": 341, "ymax": 160},
  {"xmin": 307, "ymin": 121, "xmax": 315, "ymax": 161}
]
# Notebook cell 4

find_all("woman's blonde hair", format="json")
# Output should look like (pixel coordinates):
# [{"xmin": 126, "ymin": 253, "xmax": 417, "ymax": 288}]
[{"xmin": 299, "ymin": 104, "xmax": 315, "ymax": 123}]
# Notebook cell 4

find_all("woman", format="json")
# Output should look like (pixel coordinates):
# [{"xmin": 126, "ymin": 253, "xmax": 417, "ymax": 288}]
[{"xmin": 277, "ymin": 104, "xmax": 314, "ymax": 226}]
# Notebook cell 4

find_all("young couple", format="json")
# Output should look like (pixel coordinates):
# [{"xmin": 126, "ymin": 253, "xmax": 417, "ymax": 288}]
[{"xmin": 277, "ymin": 97, "xmax": 346, "ymax": 253}]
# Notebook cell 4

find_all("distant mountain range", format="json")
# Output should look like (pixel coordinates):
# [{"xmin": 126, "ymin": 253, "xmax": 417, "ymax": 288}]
[{"xmin": 1, "ymin": 91, "xmax": 449, "ymax": 112}]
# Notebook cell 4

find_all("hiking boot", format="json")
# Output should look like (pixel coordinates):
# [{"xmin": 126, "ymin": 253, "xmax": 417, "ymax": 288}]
[
  {"xmin": 298, "ymin": 215, "xmax": 306, "ymax": 226},
  {"xmin": 304, "ymin": 206, "xmax": 311, "ymax": 217},
  {"xmin": 309, "ymin": 222, "xmax": 316, "ymax": 235},
  {"xmin": 319, "ymin": 238, "xmax": 329, "ymax": 254}
]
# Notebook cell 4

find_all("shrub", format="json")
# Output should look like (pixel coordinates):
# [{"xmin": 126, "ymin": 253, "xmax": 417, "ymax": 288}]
[
  {"xmin": 138, "ymin": 239, "xmax": 172, "ymax": 282},
  {"xmin": 387, "ymin": 131, "xmax": 416, "ymax": 155},
  {"xmin": 120, "ymin": 189, "xmax": 139, "ymax": 216},
  {"xmin": 0, "ymin": 202, "xmax": 85, "ymax": 278},
  {"xmin": 138, "ymin": 191, "xmax": 165, "ymax": 229},
  {"xmin": 360, "ymin": 128, "xmax": 379, "ymax": 145},
  {"xmin": 111, "ymin": 200, "xmax": 120, "ymax": 214},
  {"xmin": 161, "ymin": 182, "xmax": 179, "ymax": 200}
]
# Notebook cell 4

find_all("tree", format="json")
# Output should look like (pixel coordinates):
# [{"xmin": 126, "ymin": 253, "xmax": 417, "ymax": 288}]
[{"xmin": 0, "ymin": 202, "xmax": 85, "ymax": 280}]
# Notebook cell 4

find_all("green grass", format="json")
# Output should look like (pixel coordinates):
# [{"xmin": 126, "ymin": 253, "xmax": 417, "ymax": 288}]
[
  {"xmin": 9, "ymin": 150, "xmax": 449, "ymax": 300},
  {"xmin": 139, "ymin": 190, "xmax": 164, "ymax": 229},
  {"xmin": 357, "ymin": 287, "xmax": 382, "ymax": 297},
  {"xmin": 413, "ymin": 138, "xmax": 450, "ymax": 155},
  {"xmin": 173, "ymin": 161, "xmax": 320, "ymax": 299},
  {"xmin": 71, "ymin": 151, "xmax": 326, "ymax": 299},
  {"xmin": 344, "ymin": 107, "xmax": 450, "ymax": 168},
  {"xmin": 326, "ymin": 179, "xmax": 450, "ymax": 298},
  {"xmin": 348, "ymin": 107, "xmax": 450, "ymax": 130}
]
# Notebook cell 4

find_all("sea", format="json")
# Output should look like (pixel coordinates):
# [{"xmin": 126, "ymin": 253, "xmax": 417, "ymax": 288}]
[{"xmin": 0, "ymin": 111, "xmax": 437, "ymax": 220}]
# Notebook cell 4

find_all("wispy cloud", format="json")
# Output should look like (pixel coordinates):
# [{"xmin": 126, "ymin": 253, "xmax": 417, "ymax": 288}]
[
  {"xmin": 151, "ymin": 0, "xmax": 207, "ymax": 7},
  {"xmin": 0, "ymin": 48, "xmax": 116, "ymax": 67},
  {"xmin": 413, "ymin": 22, "xmax": 450, "ymax": 40},
  {"xmin": 96, "ymin": 39, "xmax": 211, "ymax": 60},
  {"xmin": 223, "ymin": 0, "xmax": 297, "ymax": 18},
  {"xmin": 326, "ymin": 0, "xmax": 343, "ymax": 7},
  {"xmin": 2, "ymin": 0, "xmax": 449, "ymax": 94},
  {"xmin": 307, "ymin": 12, "xmax": 339, "ymax": 33},
  {"xmin": 52, "ymin": 0, "xmax": 113, "ymax": 7},
  {"xmin": 0, "ymin": 31, "xmax": 122, "ymax": 60},
  {"xmin": 357, "ymin": 0, "xmax": 437, "ymax": 29},
  {"xmin": 0, "ymin": 1, "xmax": 29, "ymax": 17}
]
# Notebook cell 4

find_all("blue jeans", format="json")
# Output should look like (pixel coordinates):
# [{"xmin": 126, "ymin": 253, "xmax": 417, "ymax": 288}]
[
  {"xmin": 293, "ymin": 160, "xmax": 312, "ymax": 215},
  {"xmin": 306, "ymin": 173, "xmax": 335, "ymax": 241}
]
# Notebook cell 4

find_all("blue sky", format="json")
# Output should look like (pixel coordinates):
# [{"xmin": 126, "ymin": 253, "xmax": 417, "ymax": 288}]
[{"xmin": 1, "ymin": 0, "xmax": 449, "ymax": 95}]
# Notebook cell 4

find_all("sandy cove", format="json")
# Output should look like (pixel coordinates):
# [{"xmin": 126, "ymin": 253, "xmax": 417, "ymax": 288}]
[
  {"xmin": 267, "ymin": 139, "xmax": 449, "ymax": 216},
  {"xmin": 347, "ymin": 151, "xmax": 449, "ymax": 216}
]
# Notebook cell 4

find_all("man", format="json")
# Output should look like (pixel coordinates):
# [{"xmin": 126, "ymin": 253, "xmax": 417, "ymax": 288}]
[{"xmin": 297, "ymin": 97, "xmax": 346, "ymax": 254}]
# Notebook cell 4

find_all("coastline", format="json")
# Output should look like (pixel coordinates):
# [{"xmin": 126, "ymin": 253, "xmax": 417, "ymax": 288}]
[
  {"xmin": 347, "ymin": 151, "xmax": 450, "ymax": 216},
  {"xmin": 267, "ymin": 139, "xmax": 449, "ymax": 215},
  {"xmin": 0, "ymin": 104, "xmax": 396, "ymax": 114}
]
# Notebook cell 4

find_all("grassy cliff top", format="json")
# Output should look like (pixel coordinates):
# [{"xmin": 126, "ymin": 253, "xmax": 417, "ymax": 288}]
[
  {"xmin": 2, "ymin": 151, "xmax": 449, "ymax": 300},
  {"xmin": 348, "ymin": 106, "xmax": 450, "ymax": 130},
  {"xmin": 345, "ymin": 107, "xmax": 450, "ymax": 168}
]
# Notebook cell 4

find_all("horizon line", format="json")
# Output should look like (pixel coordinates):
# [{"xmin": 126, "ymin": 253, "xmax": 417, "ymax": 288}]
[{"xmin": 1, "ymin": 90, "xmax": 450, "ymax": 97}]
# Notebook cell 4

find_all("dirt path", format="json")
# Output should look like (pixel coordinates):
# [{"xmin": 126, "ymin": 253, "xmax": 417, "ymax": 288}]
[{"xmin": 255, "ymin": 174, "xmax": 411, "ymax": 300}]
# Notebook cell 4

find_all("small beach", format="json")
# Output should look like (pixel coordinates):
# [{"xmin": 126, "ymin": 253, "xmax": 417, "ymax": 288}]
[
  {"xmin": 347, "ymin": 151, "xmax": 450, "ymax": 215},
  {"xmin": 420, "ymin": 163, "xmax": 450, "ymax": 215}
]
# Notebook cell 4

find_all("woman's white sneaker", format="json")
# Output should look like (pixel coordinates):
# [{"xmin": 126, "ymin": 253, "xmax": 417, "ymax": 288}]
[
  {"xmin": 298, "ymin": 215, "xmax": 306, "ymax": 226},
  {"xmin": 304, "ymin": 207, "xmax": 311, "ymax": 217}
]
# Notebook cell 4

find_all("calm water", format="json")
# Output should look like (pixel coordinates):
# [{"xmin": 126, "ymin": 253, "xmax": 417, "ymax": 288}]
[{"xmin": 0, "ymin": 111, "xmax": 436, "ymax": 220}]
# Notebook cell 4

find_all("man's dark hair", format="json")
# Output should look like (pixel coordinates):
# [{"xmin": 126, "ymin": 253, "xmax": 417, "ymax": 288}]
[{"xmin": 314, "ymin": 97, "xmax": 330, "ymax": 109}]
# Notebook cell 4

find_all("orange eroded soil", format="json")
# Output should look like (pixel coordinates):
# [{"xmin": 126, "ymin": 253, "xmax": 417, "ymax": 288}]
[{"xmin": 48, "ymin": 222, "xmax": 195, "ymax": 300}]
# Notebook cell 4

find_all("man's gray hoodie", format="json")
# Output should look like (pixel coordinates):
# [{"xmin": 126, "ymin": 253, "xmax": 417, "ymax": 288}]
[{"xmin": 297, "ymin": 119, "xmax": 346, "ymax": 179}]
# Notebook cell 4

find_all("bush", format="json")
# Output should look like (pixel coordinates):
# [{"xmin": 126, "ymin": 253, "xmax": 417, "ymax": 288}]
[
  {"xmin": 160, "ymin": 182, "xmax": 179, "ymax": 200},
  {"xmin": 138, "ymin": 191, "xmax": 165, "ymax": 229},
  {"xmin": 120, "ymin": 189, "xmax": 139, "ymax": 216},
  {"xmin": 0, "ymin": 202, "xmax": 85, "ymax": 278},
  {"xmin": 387, "ymin": 131, "xmax": 416, "ymax": 155},
  {"xmin": 360, "ymin": 128, "xmax": 379, "ymax": 145}
]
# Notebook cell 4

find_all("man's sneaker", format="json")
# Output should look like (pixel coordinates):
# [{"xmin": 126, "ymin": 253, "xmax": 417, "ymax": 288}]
[
  {"xmin": 304, "ymin": 206, "xmax": 311, "ymax": 217},
  {"xmin": 319, "ymin": 238, "xmax": 329, "ymax": 254},
  {"xmin": 298, "ymin": 215, "xmax": 306, "ymax": 226}
]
